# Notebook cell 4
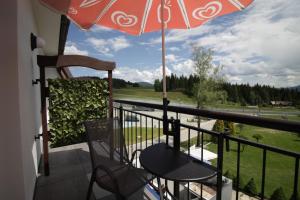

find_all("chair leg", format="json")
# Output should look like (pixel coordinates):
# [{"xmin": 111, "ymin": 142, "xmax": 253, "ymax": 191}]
[
  {"xmin": 87, "ymin": 171, "xmax": 96, "ymax": 200},
  {"xmin": 157, "ymin": 178, "xmax": 164, "ymax": 200}
]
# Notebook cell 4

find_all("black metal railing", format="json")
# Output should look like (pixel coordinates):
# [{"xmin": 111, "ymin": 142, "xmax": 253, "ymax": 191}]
[{"xmin": 113, "ymin": 99, "xmax": 300, "ymax": 200}]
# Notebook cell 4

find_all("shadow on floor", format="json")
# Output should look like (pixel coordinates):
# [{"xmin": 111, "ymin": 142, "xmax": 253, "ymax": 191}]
[{"xmin": 34, "ymin": 143, "xmax": 145, "ymax": 200}]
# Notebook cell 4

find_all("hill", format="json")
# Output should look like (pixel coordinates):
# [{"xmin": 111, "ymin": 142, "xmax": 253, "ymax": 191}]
[{"xmin": 136, "ymin": 82, "xmax": 153, "ymax": 88}]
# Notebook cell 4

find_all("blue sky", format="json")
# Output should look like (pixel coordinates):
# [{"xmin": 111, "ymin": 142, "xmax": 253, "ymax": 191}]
[{"xmin": 65, "ymin": 0, "xmax": 300, "ymax": 87}]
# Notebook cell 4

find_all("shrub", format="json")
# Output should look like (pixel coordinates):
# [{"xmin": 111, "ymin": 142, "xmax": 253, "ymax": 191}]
[
  {"xmin": 270, "ymin": 187, "xmax": 287, "ymax": 200},
  {"xmin": 225, "ymin": 121, "xmax": 236, "ymax": 135},
  {"xmin": 244, "ymin": 178, "xmax": 258, "ymax": 196},
  {"xmin": 213, "ymin": 120, "xmax": 225, "ymax": 132},
  {"xmin": 232, "ymin": 176, "xmax": 245, "ymax": 190},
  {"xmin": 211, "ymin": 120, "xmax": 224, "ymax": 143},
  {"xmin": 48, "ymin": 79, "xmax": 108, "ymax": 147},
  {"xmin": 224, "ymin": 170, "xmax": 234, "ymax": 179},
  {"xmin": 237, "ymin": 123, "xmax": 244, "ymax": 134}
]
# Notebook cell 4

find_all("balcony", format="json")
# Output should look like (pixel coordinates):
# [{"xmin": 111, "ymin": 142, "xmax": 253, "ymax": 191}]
[{"xmin": 35, "ymin": 99, "xmax": 300, "ymax": 200}]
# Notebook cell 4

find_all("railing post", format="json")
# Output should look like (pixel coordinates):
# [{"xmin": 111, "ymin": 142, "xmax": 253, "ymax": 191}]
[
  {"xmin": 108, "ymin": 70, "xmax": 113, "ymax": 118},
  {"xmin": 173, "ymin": 119, "xmax": 181, "ymax": 199},
  {"xmin": 217, "ymin": 132, "xmax": 224, "ymax": 200},
  {"xmin": 119, "ymin": 105, "xmax": 124, "ymax": 164},
  {"xmin": 173, "ymin": 119, "xmax": 181, "ymax": 151},
  {"xmin": 224, "ymin": 128, "xmax": 230, "ymax": 152},
  {"xmin": 163, "ymin": 98, "xmax": 169, "ymax": 136}
]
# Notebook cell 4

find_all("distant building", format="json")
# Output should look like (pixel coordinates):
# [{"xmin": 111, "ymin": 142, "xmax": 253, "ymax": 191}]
[{"xmin": 270, "ymin": 101, "xmax": 292, "ymax": 106}]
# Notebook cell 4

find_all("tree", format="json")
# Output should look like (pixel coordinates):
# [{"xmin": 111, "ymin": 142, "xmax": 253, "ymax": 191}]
[
  {"xmin": 192, "ymin": 46, "xmax": 226, "ymax": 108},
  {"xmin": 270, "ymin": 187, "xmax": 287, "ymax": 200},
  {"xmin": 237, "ymin": 123, "xmax": 244, "ymax": 134},
  {"xmin": 238, "ymin": 135, "xmax": 249, "ymax": 152},
  {"xmin": 154, "ymin": 79, "xmax": 161, "ymax": 92},
  {"xmin": 225, "ymin": 121, "xmax": 236, "ymax": 135},
  {"xmin": 192, "ymin": 46, "xmax": 227, "ymax": 146},
  {"xmin": 211, "ymin": 120, "xmax": 225, "ymax": 143},
  {"xmin": 244, "ymin": 178, "xmax": 258, "ymax": 196},
  {"xmin": 252, "ymin": 134, "xmax": 263, "ymax": 142}
]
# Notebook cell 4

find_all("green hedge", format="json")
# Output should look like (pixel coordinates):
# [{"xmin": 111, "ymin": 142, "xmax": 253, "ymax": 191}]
[{"xmin": 48, "ymin": 79, "xmax": 108, "ymax": 147}]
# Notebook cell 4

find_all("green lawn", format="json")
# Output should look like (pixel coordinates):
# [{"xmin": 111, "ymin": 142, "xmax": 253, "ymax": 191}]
[
  {"xmin": 182, "ymin": 125, "xmax": 300, "ymax": 198},
  {"xmin": 260, "ymin": 114, "xmax": 300, "ymax": 122},
  {"xmin": 114, "ymin": 87, "xmax": 195, "ymax": 104},
  {"xmin": 123, "ymin": 127, "xmax": 162, "ymax": 145},
  {"xmin": 114, "ymin": 87, "xmax": 300, "ymax": 113}
]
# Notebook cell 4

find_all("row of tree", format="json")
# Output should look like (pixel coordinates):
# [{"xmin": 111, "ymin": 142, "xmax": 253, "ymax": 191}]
[
  {"xmin": 108, "ymin": 78, "xmax": 139, "ymax": 89},
  {"xmin": 154, "ymin": 74, "xmax": 300, "ymax": 106}
]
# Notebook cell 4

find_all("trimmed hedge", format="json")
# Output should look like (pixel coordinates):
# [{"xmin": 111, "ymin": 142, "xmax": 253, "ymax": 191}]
[{"xmin": 48, "ymin": 79, "xmax": 108, "ymax": 147}]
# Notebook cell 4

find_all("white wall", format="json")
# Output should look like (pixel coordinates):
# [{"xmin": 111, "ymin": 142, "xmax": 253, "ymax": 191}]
[
  {"xmin": 17, "ymin": 0, "xmax": 43, "ymax": 199},
  {"xmin": 0, "ymin": 1, "xmax": 26, "ymax": 199},
  {"xmin": 0, "ymin": 0, "xmax": 60, "ymax": 199}
]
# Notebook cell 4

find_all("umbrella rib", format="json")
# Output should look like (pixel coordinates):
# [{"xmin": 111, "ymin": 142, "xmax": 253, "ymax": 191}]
[
  {"xmin": 94, "ymin": 0, "xmax": 118, "ymax": 25},
  {"xmin": 177, "ymin": 0, "xmax": 191, "ymax": 29},
  {"xmin": 140, "ymin": 0, "xmax": 153, "ymax": 35},
  {"xmin": 228, "ymin": 0, "xmax": 245, "ymax": 10}
]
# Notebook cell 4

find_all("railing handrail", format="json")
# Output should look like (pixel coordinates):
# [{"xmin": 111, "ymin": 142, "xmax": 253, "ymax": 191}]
[
  {"xmin": 114, "ymin": 99, "xmax": 300, "ymax": 134},
  {"xmin": 113, "ymin": 102, "xmax": 300, "ymax": 200}
]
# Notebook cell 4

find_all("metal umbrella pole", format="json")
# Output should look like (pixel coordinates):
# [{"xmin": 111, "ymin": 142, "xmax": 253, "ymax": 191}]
[{"xmin": 161, "ymin": 0, "xmax": 169, "ymax": 138}]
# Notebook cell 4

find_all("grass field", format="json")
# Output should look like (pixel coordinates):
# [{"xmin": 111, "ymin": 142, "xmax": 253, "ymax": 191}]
[
  {"xmin": 182, "ymin": 125, "xmax": 300, "ymax": 198},
  {"xmin": 114, "ymin": 87, "xmax": 300, "ymax": 113},
  {"xmin": 123, "ymin": 127, "xmax": 162, "ymax": 145},
  {"xmin": 261, "ymin": 114, "xmax": 300, "ymax": 122},
  {"xmin": 117, "ymin": 87, "xmax": 300, "ymax": 197},
  {"xmin": 114, "ymin": 87, "xmax": 195, "ymax": 104}
]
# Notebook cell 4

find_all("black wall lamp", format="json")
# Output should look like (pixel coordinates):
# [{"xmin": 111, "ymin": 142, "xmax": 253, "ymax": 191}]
[{"xmin": 31, "ymin": 33, "xmax": 45, "ymax": 51}]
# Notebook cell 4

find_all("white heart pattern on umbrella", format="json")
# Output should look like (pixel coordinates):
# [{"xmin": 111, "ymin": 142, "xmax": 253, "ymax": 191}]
[
  {"xmin": 192, "ymin": 1, "xmax": 222, "ymax": 20},
  {"xmin": 111, "ymin": 11, "xmax": 138, "ymax": 27},
  {"xmin": 157, "ymin": 1, "xmax": 171, "ymax": 25},
  {"xmin": 80, "ymin": 0, "xmax": 102, "ymax": 8}
]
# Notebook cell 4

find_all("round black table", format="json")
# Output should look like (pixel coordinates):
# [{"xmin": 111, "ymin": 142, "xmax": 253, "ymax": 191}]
[{"xmin": 139, "ymin": 143, "xmax": 217, "ymax": 182}]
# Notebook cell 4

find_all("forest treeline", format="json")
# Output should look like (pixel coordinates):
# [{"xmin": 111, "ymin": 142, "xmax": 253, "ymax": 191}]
[
  {"xmin": 153, "ymin": 74, "xmax": 300, "ymax": 106},
  {"xmin": 103, "ymin": 78, "xmax": 140, "ymax": 88}
]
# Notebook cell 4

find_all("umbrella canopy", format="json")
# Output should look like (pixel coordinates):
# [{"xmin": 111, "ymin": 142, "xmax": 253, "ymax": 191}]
[
  {"xmin": 40, "ymin": 0, "xmax": 253, "ymax": 135},
  {"xmin": 40, "ymin": 0, "xmax": 253, "ymax": 35},
  {"xmin": 40, "ymin": 0, "xmax": 253, "ymax": 97}
]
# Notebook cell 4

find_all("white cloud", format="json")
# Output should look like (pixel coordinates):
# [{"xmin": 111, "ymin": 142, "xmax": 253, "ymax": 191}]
[
  {"xmin": 114, "ymin": 66, "xmax": 171, "ymax": 83},
  {"xmin": 146, "ymin": 0, "xmax": 300, "ymax": 87},
  {"xmin": 166, "ymin": 54, "xmax": 179, "ymax": 63},
  {"xmin": 86, "ymin": 36, "xmax": 131, "ymax": 56},
  {"xmin": 172, "ymin": 59, "xmax": 195, "ymax": 76},
  {"xmin": 169, "ymin": 47, "xmax": 181, "ymax": 52},
  {"xmin": 111, "ymin": 37, "xmax": 131, "ymax": 51},
  {"xmin": 64, "ymin": 42, "xmax": 89, "ymax": 56}
]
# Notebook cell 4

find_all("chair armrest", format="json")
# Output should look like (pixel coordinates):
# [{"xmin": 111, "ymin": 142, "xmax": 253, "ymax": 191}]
[
  {"xmin": 93, "ymin": 164, "xmax": 120, "ymax": 192},
  {"xmin": 130, "ymin": 149, "xmax": 143, "ymax": 163}
]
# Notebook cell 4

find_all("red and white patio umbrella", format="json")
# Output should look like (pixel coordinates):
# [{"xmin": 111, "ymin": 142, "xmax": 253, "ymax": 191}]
[
  {"xmin": 40, "ymin": 0, "xmax": 253, "ymax": 100},
  {"xmin": 40, "ymin": 0, "xmax": 253, "ymax": 134}
]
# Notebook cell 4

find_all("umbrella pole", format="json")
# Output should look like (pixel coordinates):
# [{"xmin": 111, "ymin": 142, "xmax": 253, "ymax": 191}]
[{"xmin": 161, "ymin": 0, "xmax": 168, "ymax": 137}]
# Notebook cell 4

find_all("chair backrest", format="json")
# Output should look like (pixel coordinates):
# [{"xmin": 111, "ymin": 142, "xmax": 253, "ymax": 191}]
[{"xmin": 84, "ymin": 118, "xmax": 128, "ymax": 169}]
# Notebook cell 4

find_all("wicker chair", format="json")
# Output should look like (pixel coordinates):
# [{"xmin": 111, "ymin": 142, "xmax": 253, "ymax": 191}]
[{"xmin": 84, "ymin": 118, "xmax": 154, "ymax": 200}]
